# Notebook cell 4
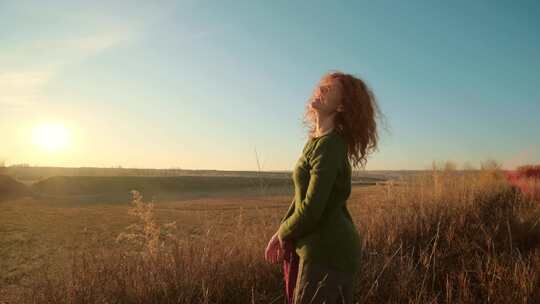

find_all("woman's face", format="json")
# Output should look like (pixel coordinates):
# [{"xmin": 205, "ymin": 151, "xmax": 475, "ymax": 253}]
[{"xmin": 309, "ymin": 77, "xmax": 344, "ymax": 115}]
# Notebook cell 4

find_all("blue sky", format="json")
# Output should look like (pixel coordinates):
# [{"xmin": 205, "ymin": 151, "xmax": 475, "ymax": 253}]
[{"xmin": 1, "ymin": 0, "xmax": 539, "ymax": 170}]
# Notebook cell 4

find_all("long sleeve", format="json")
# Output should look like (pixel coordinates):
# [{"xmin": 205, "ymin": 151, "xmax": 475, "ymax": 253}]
[
  {"xmin": 278, "ymin": 141, "xmax": 309, "ymax": 226},
  {"xmin": 280, "ymin": 198, "xmax": 296, "ymax": 224},
  {"xmin": 277, "ymin": 136, "xmax": 344, "ymax": 242}
]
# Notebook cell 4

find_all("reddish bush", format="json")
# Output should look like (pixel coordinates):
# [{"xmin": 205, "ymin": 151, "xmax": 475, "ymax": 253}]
[
  {"xmin": 517, "ymin": 165, "xmax": 540, "ymax": 178},
  {"xmin": 504, "ymin": 165, "xmax": 540, "ymax": 200}
]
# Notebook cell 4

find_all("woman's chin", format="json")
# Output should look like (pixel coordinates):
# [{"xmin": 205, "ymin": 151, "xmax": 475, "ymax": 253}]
[{"xmin": 309, "ymin": 103, "xmax": 321, "ymax": 111}]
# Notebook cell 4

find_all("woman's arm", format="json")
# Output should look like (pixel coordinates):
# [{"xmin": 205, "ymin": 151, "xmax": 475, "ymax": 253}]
[
  {"xmin": 279, "ymin": 198, "xmax": 296, "ymax": 225},
  {"xmin": 277, "ymin": 136, "xmax": 344, "ymax": 242}
]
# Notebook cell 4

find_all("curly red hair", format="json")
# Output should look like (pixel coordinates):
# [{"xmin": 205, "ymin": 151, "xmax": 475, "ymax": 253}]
[{"xmin": 303, "ymin": 70, "xmax": 387, "ymax": 169}]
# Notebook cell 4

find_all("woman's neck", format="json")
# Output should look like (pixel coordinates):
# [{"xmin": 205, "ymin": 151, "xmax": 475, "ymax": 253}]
[
  {"xmin": 314, "ymin": 114, "xmax": 335, "ymax": 138},
  {"xmin": 314, "ymin": 127, "xmax": 334, "ymax": 138}
]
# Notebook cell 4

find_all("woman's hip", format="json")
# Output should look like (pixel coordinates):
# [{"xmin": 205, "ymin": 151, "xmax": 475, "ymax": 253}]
[{"xmin": 293, "ymin": 258, "xmax": 356, "ymax": 304}]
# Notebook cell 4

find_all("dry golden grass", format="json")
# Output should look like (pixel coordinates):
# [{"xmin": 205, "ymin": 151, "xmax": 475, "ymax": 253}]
[{"xmin": 2, "ymin": 164, "xmax": 540, "ymax": 303}]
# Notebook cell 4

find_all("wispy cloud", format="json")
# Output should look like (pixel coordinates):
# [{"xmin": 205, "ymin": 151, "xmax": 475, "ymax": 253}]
[
  {"xmin": 0, "ymin": 69, "xmax": 55, "ymax": 109},
  {"xmin": 66, "ymin": 31, "xmax": 136, "ymax": 53},
  {"xmin": 0, "ymin": 1, "xmax": 172, "ymax": 110},
  {"xmin": 0, "ymin": 30, "xmax": 134, "ymax": 110}
]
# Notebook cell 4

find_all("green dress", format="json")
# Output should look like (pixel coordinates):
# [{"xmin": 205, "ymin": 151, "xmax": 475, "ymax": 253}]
[{"xmin": 277, "ymin": 129, "xmax": 362, "ymax": 275}]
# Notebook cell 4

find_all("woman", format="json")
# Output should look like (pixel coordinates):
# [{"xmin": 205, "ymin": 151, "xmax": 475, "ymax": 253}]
[{"xmin": 264, "ymin": 70, "xmax": 383, "ymax": 304}]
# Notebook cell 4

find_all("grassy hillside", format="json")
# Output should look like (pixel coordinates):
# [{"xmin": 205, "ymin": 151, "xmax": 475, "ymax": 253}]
[
  {"xmin": 3, "ymin": 166, "xmax": 392, "ymax": 184},
  {"xmin": 0, "ymin": 175, "xmax": 30, "ymax": 202},
  {"xmin": 3, "ymin": 169, "xmax": 389, "ymax": 203},
  {"xmin": 29, "ymin": 175, "xmax": 293, "ymax": 202}
]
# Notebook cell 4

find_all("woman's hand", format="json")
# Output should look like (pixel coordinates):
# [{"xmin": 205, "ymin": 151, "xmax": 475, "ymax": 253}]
[
  {"xmin": 265, "ymin": 232, "xmax": 294, "ymax": 264},
  {"xmin": 265, "ymin": 232, "xmax": 284, "ymax": 264}
]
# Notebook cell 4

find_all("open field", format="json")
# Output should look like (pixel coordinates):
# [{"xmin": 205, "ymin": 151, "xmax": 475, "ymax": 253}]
[
  {"xmin": 0, "ymin": 182, "xmax": 383, "ymax": 303},
  {"xmin": 1, "ymin": 167, "xmax": 540, "ymax": 303}
]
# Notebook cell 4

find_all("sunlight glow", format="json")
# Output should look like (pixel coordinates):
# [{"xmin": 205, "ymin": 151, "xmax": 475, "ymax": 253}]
[{"xmin": 32, "ymin": 123, "xmax": 70, "ymax": 152}]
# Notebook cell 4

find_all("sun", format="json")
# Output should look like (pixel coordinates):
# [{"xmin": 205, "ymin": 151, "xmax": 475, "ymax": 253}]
[{"xmin": 32, "ymin": 123, "xmax": 70, "ymax": 152}]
